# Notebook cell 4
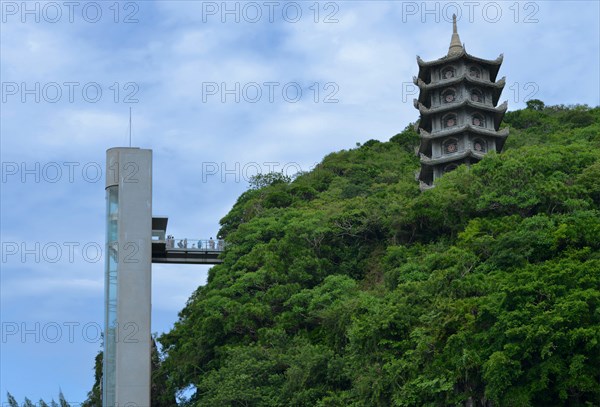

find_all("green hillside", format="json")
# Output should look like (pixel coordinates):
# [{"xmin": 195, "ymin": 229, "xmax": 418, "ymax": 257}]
[
  {"xmin": 47, "ymin": 102, "xmax": 595, "ymax": 407},
  {"xmin": 155, "ymin": 102, "xmax": 600, "ymax": 406}
]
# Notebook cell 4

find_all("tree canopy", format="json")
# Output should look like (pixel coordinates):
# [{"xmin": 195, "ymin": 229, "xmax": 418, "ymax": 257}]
[{"xmin": 155, "ymin": 103, "xmax": 600, "ymax": 406}]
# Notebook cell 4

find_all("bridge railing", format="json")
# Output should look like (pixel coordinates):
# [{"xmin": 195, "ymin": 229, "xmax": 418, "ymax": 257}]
[{"xmin": 164, "ymin": 238, "xmax": 226, "ymax": 251}]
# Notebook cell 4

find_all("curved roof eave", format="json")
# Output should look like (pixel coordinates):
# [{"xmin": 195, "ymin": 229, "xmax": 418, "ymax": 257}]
[
  {"xmin": 418, "ymin": 126, "xmax": 510, "ymax": 140},
  {"xmin": 417, "ymin": 52, "xmax": 503, "ymax": 68},
  {"xmin": 417, "ymin": 99, "xmax": 508, "ymax": 116},
  {"xmin": 420, "ymin": 149, "xmax": 486, "ymax": 165}
]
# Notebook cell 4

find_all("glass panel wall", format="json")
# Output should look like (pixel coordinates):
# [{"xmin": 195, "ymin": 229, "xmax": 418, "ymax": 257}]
[{"xmin": 103, "ymin": 185, "xmax": 118, "ymax": 407}]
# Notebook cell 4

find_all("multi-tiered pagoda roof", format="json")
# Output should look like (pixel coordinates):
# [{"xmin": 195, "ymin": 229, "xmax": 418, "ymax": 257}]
[{"xmin": 415, "ymin": 15, "xmax": 509, "ymax": 189}]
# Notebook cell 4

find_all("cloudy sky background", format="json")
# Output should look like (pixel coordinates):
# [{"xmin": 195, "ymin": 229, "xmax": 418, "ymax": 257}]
[{"xmin": 1, "ymin": 0, "xmax": 599, "ymax": 402}]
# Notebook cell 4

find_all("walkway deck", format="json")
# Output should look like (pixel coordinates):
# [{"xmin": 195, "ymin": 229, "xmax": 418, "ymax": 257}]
[
  {"xmin": 151, "ymin": 217, "xmax": 224, "ymax": 265},
  {"xmin": 151, "ymin": 241, "xmax": 224, "ymax": 265}
]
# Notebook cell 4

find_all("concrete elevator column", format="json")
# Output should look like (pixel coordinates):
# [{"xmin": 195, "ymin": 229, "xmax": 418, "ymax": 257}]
[{"xmin": 103, "ymin": 147, "xmax": 152, "ymax": 407}]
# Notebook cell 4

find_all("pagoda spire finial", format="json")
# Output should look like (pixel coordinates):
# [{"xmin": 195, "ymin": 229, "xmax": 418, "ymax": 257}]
[{"xmin": 448, "ymin": 14, "xmax": 463, "ymax": 56}]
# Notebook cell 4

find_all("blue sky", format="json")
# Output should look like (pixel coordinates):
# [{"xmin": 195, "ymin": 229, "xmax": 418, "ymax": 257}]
[{"xmin": 1, "ymin": 0, "xmax": 599, "ymax": 403}]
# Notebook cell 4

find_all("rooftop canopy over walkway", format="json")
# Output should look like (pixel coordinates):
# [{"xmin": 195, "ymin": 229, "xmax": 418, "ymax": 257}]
[{"xmin": 151, "ymin": 217, "xmax": 224, "ymax": 265}]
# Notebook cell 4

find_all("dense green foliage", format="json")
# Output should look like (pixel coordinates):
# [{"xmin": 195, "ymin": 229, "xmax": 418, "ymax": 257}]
[{"xmin": 157, "ymin": 103, "xmax": 600, "ymax": 406}]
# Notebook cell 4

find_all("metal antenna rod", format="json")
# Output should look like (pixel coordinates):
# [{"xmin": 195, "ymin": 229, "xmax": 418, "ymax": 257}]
[{"xmin": 129, "ymin": 107, "xmax": 132, "ymax": 147}]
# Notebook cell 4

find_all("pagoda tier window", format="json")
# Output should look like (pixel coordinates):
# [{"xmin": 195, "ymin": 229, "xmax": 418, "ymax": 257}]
[
  {"xmin": 472, "ymin": 113, "xmax": 485, "ymax": 127},
  {"xmin": 442, "ymin": 113, "xmax": 457, "ymax": 128},
  {"xmin": 470, "ymin": 89, "xmax": 483, "ymax": 103},
  {"xmin": 441, "ymin": 66, "xmax": 455, "ymax": 80},
  {"xmin": 443, "ymin": 138, "xmax": 459, "ymax": 154},
  {"xmin": 444, "ymin": 163, "xmax": 459, "ymax": 173},
  {"xmin": 469, "ymin": 66, "xmax": 481, "ymax": 78},
  {"xmin": 441, "ymin": 88, "xmax": 456, "ymax": 104},
  {"xmin": 473, "ymin": 138, "xmax": 487, "ymax": 152}
]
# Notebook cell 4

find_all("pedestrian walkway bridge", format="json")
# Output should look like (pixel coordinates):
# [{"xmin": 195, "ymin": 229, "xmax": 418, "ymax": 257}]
[{"xmin": 151, "ymin": 217, "xmax": 225, "ymax": 265}]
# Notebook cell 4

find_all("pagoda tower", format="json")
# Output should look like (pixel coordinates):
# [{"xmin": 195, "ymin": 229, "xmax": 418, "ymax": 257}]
[{"xmin": 414, "ymin": 15, "xmax": 509, "ymax": 189}]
